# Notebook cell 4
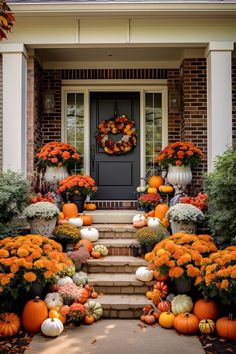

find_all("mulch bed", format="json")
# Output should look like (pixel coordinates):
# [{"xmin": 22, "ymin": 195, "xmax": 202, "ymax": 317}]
[
  {"xmin": 0, "ymin": 331, "xmax": 33, "ymax": 354},
  {"xmin": 199, "ymin": 335, "xmax": 236, "ymax": 354}
]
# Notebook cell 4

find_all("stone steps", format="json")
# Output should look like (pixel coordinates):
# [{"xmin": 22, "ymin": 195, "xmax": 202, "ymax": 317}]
[
  {"xmin": 94, "ymin": 238, "xmax": 139, "ymax": 256},
  {"xmin": 85, "ymin": 210, "xmax": 144, "ymax": 224},
  {"xmin": 84, "ymin": 255, "xmax": 147, "ymax": 274},
  {"xmin": 94, "ymin": 224, "xmax": 137, "ymax": 239},
  {"xmin": 97, "ymin": 294, "xmax": 152, "ymax": 319},
  {"xmin": 88, "ymin": 273, "xmax": 154, "ymax": 294}
]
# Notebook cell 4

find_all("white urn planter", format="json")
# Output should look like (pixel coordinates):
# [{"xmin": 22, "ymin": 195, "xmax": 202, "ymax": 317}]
[
  {"xmin": 167, "ymin": 165, "xmax": 192, "ymax": 189},
  {"xmin": 170, "ymin": 220, "xmax": 197, "ymax": 235},
  {"xmin": 29, "ymin": 217, "xmax": 57, "ymax": 237},
  {"xmin": 44, "ymin": 166, "xmax": 69, "ymax": 182}
]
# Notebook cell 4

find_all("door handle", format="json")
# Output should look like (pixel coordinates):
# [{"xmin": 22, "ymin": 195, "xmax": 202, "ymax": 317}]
[{"xmin": 90, "ymin": 145, "xmax": 95, "ymax": 172}]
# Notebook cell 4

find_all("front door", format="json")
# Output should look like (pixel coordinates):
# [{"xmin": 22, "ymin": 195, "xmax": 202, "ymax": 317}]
[{"xmin": 90, "ymin": 92, "xmax": 140, "ymax": 200}]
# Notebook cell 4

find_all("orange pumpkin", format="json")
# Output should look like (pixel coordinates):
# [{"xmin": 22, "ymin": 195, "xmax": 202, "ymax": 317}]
[
  {"xmin": 60, "ymin": 305, "xmax": 70, "ymax": 316},
  {"xmin": 74, "ymin": 239, "xmax": 93, "ymax": 253},
  {"xmin": 174, "ymin": 313, "xmax": 199, "ymax": 335},
  {"xmin": 153, "ymin": 281, "xmax": 169, "ymax": 298},
  {"xmin": 161, "ymin": 217, "xmax": 170, "ymax": 228},
  {"xmin": 216, "ymin": 314, "xmax": 236, "ymax": 341},
  {"xmin": 147, "ymin": 187, "xmax": 157, "ymax": 194},
  {"xmin": 80, "ymin": 214, "xmax": 93, "ymax": 226},
  {"xmin": 91, "ymin": 251, "xmax": 101, "ymax": 259},
  {"xmin": 154, "ymin": 204, "xmax": 169, "ymax": 221},
  {"xmin": 91, "ymin": 291, "xmax": 98, "ymax": 299},
  {"xmin": 77, "ymin": 289, "xmax": 89, "ymax": 304},
  {"xmin": 153, "ymin": 271, "xmax": 169, "ymax": 282},
  {"xmin": 85, "ymin": 203, "xmax": 97, "ymax": 211},
  {"xmin": 159, "ymin": 185, "xmax": 174, "ymax": 193},
  {"xmin": 145, "ymin": 252, "xmax": 153, "ymax": 261},
  {"xmin": 84, "ymin": 314, "xmax": 95, "ymax": 325},
  {"xmin": 157, "ymin": 300, "xmax": 171, "ymax": 313},
  {"xmin": 133, "ymin": 220, "xmax": 146, "ymax": 228},
  {"xmin": 147, "ymin": 210, "xmax": 155, "ymax": 217},
  {"xmin": 152, "ymin": 289, "xmax": 161, "ymax": 305},
  {"xmin": 49, "ymin": 309, "xmax": 66, "ymax": 324},
  {"xmin": 58, "ymin": 212, "xmax": 65, "ymax": 220},
  {"xmin": 193, "ymin": 299, "xmax": 218, "ymax": 321},
  {"xmin": 84, "ymin": 284, "xmax": 94, "ymax": 297},
  {"xmin": 62, "ymin": 203, "xmax": 78, "ymax": 218},
  {"xmin": 149, "ymin": 175, "xmax": 164, "ymax": 189},
  {"xmin": 0, "ymin": 313, "xmax": 21, "ymax": 337},
  {"xmin": 22, "ymin": 297, "xmax": 48, "ymax": 333}
]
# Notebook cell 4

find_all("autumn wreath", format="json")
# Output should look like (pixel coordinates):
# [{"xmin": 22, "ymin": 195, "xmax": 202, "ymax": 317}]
[{"xmin": 95, "ymin": 114, "xmax": 137, "ymax": 155}]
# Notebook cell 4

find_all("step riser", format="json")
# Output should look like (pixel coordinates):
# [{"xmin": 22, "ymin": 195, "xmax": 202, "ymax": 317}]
[
  {"xmin": 84, "ymin": 265, "xmax": 142, "ymax": 274},
  {"xmin": 95, "ymin": 285, "xmax": 151, "ymax": 294},
  {"xmin": 108, "ymin": 247, "xmax": 133, "ymax": 256},
  {"xmin": 102, "ymin": 309, "xmax": 143, "ymax": 319},
  {"xmin": 99, "ymin": 231, "xmax": 136, "ymax": 239}
]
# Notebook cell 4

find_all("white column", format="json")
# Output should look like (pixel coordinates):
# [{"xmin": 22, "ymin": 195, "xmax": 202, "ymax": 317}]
[
  {"xmin": 206, "ymin": 42, "xmax": 234, "ymax": 172},
  {"xmin": 0, "ymin": 44, "xmax": 28, "ymax": 174}
]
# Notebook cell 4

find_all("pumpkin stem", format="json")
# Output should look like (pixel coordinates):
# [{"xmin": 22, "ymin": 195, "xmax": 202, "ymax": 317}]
[
  {"xmin": 184, "ymin": 313, "xmax": 190, "ymax": 318},
  {"xmin": 229, "ymin": 313, "xmax": 234, "ymax": 321},
  {"xmin": 34, "ymin": 296, "xmax": 40, "ymax": 302}
]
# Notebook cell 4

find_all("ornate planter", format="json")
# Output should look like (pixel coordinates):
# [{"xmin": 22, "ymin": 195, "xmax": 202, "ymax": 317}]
[
  {"xmin": 44, "ymin": 166, "xmax": 69, "ymax": 182},
  {"xmin": 29, "ymin": 217, "xmax": 57, "ymax": 237},
  {"xmin": 170, "ymin": 220, "xmax": 197, "ymax": 234},
  {"xmin": 167, "ymin": 165, "xmax": 192, "ymax": 190}
]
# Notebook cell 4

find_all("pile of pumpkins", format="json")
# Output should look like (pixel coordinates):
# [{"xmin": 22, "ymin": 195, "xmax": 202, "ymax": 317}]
[
  {"xmin": 132, "ymin": 202, "xmax": 170, "ymax": 229},
  {"xmin": 58, "ymin": 202, "xmax": 94, "ymax": 226},
  {"xmin": 74, "ymin": 238, "xmax": 108, "ymax": 259},
  {"xmin": 136, "ymin": 175, "xmax": 174, "ymax": 195},
  {"xmin": 140, "ymin": 277, "xmax": 236, "ymax": 341},
  {"xmin": 0, "ymin": 271, "xmax": 103, "ymax": 338}
]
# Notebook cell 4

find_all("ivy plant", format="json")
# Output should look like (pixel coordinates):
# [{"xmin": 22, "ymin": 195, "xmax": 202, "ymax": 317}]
[
  {"xmin": 204, "ymin": 148, "xmax": 236, "ymax": 247},
  {"xmin": 0, "ymin": 171, "xmax": 29, "ymax": 224}
]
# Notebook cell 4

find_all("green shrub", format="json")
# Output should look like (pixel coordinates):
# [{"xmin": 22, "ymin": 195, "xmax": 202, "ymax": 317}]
[
  {"xmin": 0, "ymin": 171, "xmax": 29, "ymax": 223},
  {"xmin": 204, "ymin": 148, "xmax": 236, "ymax": 247}
]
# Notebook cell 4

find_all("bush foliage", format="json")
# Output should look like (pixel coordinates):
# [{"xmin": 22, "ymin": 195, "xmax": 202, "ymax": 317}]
[
  {"xmin": 0, "ymin": 171, "xmax": 29, "ymax": 223},
  {"xmin": 204, "ymin": 149, "xmax": 236, "ymax": 247}
]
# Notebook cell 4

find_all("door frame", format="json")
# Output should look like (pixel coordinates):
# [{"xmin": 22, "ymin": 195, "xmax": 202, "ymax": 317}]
[{"xmin": 61, "ymin": 79, "xmax": 168, "ymax": 185}]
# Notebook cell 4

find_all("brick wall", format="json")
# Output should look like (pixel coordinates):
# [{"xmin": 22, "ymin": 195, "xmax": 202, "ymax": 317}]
[
  {"xmin": 0, "ymin": 55, "xmax": 2, "ymax": 171},
  {"xmin": 180, "ymin": 58, "xmax": 208, "ymax": 192},
  {"xmin": 233, "ymin": 58, "xmax": 236, "ymax": 147},
  {"xmin": 27, "ymin": 56, "xmax": 43, "ymax": 177},
  {"xmin": 167, "ymin": 69, "xmax": 181, "ymax": 143}
]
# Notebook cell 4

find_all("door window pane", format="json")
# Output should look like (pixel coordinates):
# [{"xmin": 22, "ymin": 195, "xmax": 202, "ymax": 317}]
[
  {"xmin": 65, "ymin": 93, "xmax": 84, "ymax": 174},
  {"xmin": 145, "ymin": 93, "xmax": 162, "ymax": 177}
]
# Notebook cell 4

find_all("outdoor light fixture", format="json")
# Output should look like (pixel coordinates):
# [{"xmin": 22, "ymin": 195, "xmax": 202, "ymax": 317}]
[{"xmin": 44, "ymin": 86, "xmax": 55, "ymax": 113}]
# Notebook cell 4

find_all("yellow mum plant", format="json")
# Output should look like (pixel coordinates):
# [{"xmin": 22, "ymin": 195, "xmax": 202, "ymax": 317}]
[{"xmin": 0, "ymin": 234, "xmax": 73, "ymax": 299}]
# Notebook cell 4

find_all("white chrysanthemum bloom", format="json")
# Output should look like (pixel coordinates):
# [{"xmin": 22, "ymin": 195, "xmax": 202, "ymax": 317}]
[
  {"xmin": 24, "ymin": 202, "xmax": 59, "ymax": 220},
  {"xmin": 167, "ymin": 203, "xmax": 205, "ymax": 224}
]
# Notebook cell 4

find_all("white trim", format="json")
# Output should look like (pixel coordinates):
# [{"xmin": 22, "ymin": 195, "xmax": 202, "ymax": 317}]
[
  {"xmin": 61, "ymin": 81, "xmax": 168, "ymax": 179},
  {"xmin": 205, "ymin": 41, "xmax": 234, "ymax": 57},
  {"xmin": 0, "ymin": 43, "xmax": 28, "ymax": 59}
]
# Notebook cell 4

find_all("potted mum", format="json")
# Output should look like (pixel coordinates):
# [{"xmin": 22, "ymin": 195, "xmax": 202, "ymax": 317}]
[
  {"xmin": 166, "ymin": 203, "xmax": 205, "ymax": 234},
  {"xmin": 138, "ymin": 193, "xmax": 161, "ymax": 212},
  {"xmin": 36, "ymin": 141, "xmax": 80, "ymax": 182},
  {"xmin": 58, "ymin": 175, "xmax": 97, "ymax": 213},
  {"xmin": 24, "ymin": 201, "xmax": 60, "ymax": 237},
  {"xmin": 52, "ymin": 224, "xmax": 81, "ymax": 251},
  {"xmin": 156, "ymin": 141, "xmax": 204, "ymax": 194}
]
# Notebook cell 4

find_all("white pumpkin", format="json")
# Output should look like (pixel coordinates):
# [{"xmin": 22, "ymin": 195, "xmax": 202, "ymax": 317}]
[
  {"xmin": 171, "ymin": 294, "xmax": 193, "ymax": 315},
  {"xmin": 147, "ymin": 217, "xmax": 162, "ymax": 229},
  {"xmin": 80, "ymin": 227, "xmax": 99, "ymax": 242},
  {"xmin": 57, "ymin": 276, "xmax": 73, "ymax": 287},
  {"xmin": 68, "ymin": 217, "xmax": 83, "ymax": 227},
  {"xmin": 44, "ymin": 292, "xmax": 64, "ymax": 309},
  {"xmin": 132, "ymin": 214, "xmax": 146, "ymax": 223},
  {"xmin": 72, "ymin": 271, "xmax": 88, "ymax": 286},
  {"xmin": 135, "ymin": 266, "xmax": 153, "ymax": 282},
  {"xmin": 41, "ymin": 318, "xmax": 64, "ymax": 337},
  {"xmin": 136, "ymin": 185, "xmax": 147, "ymax": 193}
]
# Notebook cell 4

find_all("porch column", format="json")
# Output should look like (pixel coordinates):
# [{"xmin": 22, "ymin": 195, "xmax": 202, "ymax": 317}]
[
  {"xmin": 0, "ymin": 43, "xmax": 28, "ymax": 174},
  {"xmin": 205, "ymin": 42, "xmax": 234, "ymax": 172}
]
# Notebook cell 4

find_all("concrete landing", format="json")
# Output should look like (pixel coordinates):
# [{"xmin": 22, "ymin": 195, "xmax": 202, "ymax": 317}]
[
  {"xmin": 25, "ymin": 319, "xmax": 205, "ymax": 354},
  {"xmin": 85, "ymin": 210, "xmax": 144, "ymax": 223}
]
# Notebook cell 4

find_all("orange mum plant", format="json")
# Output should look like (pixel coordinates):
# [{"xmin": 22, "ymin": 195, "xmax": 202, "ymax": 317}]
[
  {"xmin": 196, "ymin": 246, "xmax": 236, "ymax": 305},
  {"xmin": 36, "ymin": 141, "xmax": 80, "ymax": 168},
  {"xmin": 58, "ymin": 175, "xmax": 97, "ymax": 199},
  {"xmin": 156, "ymin": 141, "xmax": 204, "ymax": 167},
  {"xmin": 0, "ymin": 234, "xmax": 73, "ymax": 299},
  {"xmin": 146, "ymin": 233, "xmax": 217, "ymax": 281}
]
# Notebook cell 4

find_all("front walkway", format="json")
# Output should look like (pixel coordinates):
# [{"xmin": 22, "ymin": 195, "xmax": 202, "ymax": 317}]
[{"xmin": 25, "ymin": 319, "xmax": 204, "ymax": 354}]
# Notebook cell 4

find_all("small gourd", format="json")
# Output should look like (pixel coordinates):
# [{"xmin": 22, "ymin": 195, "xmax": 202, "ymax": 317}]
[
  {"xmin": 68, "ymin": 217, "xmax": 83, "ymax": 227},
  {"xmin": 136, "ymin": 185, "xmax": 147, "ymax": 193},
  {"xmin": 41, "ymin": 318, "xmax": 64, "ymax": 337},
  {"xmin": 135, "ymin": 266, "xmax": 153, "ymax": 282},
  {"xmin": 147, "ymin": 187, "xmax": 157, "ymax": 194},
  {"xmin": 0, "ymin": 313, "xmax": 21, "ymax": 337},
  {"xmin": 85, "ymin": 300, "xmax": 103, "ymax": 320},
  {"xmin": 92, "ymin": 244, "xmax": 108, "ymax": 256},
  {"xmin": 72, "ymin": 271, "xmax": 89, "ymax": 286},
  {"xmin": 159, "ymin": 185, "xmax": 174, "ymax": 193},
  {"xmin": 80, "ymin": 227, "xmax": 99, "ymax": 242},
  {"xmin": 44, "ymin": 293, "xmax": 64, "ymax": 309},
  {"xmin": 132, "ymin": 214, "xmax": 146, "ymax": 223},
  {"xmin": 199, "ymin": 319, "xmax": 215, "ymax": 334}
]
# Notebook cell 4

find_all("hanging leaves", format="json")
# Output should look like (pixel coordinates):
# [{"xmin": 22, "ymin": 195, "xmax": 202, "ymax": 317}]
[{"xmin": 0, "ymin": 0, "xmax": 15, "ymax": 40}]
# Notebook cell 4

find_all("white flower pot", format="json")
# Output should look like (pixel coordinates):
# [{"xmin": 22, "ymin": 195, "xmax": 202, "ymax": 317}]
[
  {"xmin": 44, "ymin": 166, "xmax": 69, "ymax": 182},
  {"xmin": 170, "ymin": 220, "xmax": 196, "ymax": 235},
  {"xmin": 29, "ymin": 217, "xmax": 57, "ymax": 237},
  {"xmin": 167, "ymin": 165, "xmax": 192, "ymax": 189}
]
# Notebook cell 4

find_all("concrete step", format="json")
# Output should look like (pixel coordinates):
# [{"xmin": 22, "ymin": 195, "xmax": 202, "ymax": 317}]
[
  {"xmin": 97, "ymin": 294, "xmax": 152, "ymax": 319},
  {"xmin": 88, "ymin": 273, "xmax": 154, "ymax": 295},
  {"xmin": 85, "ymin": 210, "xmax": 144, "ymax": 224},
  {"xmin": 94, "ymin": 239, "xmax": 139, "ymax": 256},
  {"xmin": 93, "ymin": 224, "xmax": 137, "ymax": 239},
  {"xmin": 84, "ymin": 255, "xmax": 147, "ymax": 274}
]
